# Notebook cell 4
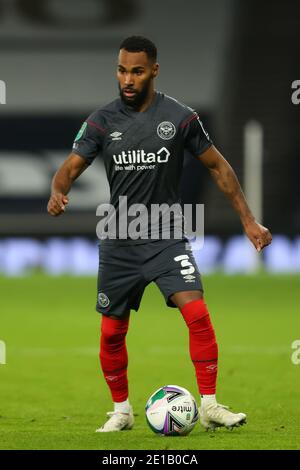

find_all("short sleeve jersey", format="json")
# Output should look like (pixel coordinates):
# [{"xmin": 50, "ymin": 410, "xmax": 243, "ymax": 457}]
[{"xmin": 72, "ymin": 91, "xmax": 212, "ymax": 243}]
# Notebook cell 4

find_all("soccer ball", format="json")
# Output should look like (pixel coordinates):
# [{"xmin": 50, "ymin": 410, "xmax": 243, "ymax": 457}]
[{"xmin": 145, "ymin": 385, "xmax": 199, "ymax": 436}]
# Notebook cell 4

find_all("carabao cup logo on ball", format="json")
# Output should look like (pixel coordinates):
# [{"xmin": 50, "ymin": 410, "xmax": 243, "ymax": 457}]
[
  {"xmin": 145, "ymin": 385, "xmax": 198, "ymax": 436},
  {"xmin": 157, "ymin": 121, "xmax": 176, "ymax": 140}
]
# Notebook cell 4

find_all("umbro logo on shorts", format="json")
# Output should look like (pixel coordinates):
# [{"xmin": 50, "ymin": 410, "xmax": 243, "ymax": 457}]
[{"xmin": 174, "ymin": 255, "xmax": 196, "ymax": 283}]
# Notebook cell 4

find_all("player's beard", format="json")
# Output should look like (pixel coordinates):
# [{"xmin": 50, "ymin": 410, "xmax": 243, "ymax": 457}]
[{"xmin": 119, "ymin": 78, "xmax": 152, "ymax": 109}]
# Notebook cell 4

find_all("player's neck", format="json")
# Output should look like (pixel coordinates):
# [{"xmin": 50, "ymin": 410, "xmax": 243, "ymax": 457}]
[{"xmin": 135, "ymin": 89, "xmax": 156, "ymax": 113}]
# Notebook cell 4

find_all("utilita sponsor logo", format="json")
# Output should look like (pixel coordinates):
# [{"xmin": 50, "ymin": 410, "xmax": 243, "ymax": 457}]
[{"xmin": 113, "ymin": 147, "xmax": 170, "ymax": 165}]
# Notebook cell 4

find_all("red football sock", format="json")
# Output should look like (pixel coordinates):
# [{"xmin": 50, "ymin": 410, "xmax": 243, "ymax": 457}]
[
  {"xmin": 99, "ymin": 315, "xmax": 129, "ymax": 403},
  {"xmin": 180, "ymin": 299, "xmax": 218, "ymax": 395}
]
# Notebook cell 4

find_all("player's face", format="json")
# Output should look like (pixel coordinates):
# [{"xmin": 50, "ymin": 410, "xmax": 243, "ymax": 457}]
[{"xmin": 117, "ymin": 49, "xmax": 158, "ymax": 108}]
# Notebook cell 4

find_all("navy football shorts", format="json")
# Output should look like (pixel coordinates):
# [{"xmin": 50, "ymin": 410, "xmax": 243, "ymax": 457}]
[{"xmin": 96, "ymin": 238, "xmax": 203, "ymax": 318}]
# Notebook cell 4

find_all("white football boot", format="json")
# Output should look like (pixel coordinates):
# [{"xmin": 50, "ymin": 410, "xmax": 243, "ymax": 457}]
[
  {"xmin": 199, "ymin": 402, "xmax": 247, "ymax": 431},
  {"xmin": 95, "ymin": 405, "xmax": 134, "ymax": 433}
]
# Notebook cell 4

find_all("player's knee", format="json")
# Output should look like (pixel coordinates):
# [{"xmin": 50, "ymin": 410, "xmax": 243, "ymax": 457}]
[
  {"xmin": 182, "ymin": 303, "xmax": 217, "ymax": 343},
  {"xmin": 101, "ymin": 315, "xmax": 129, "ymax": 345},
  {"xmin": 187, "ymin": 315, "xmax": 214, "ymax": 339},
  {"xmin": 180, "ymin": 298, "xmax": 211, "ymax": 327},
  {"xmin": 171, "ymin": 290, "xmax": 203, "ymax": 309}
]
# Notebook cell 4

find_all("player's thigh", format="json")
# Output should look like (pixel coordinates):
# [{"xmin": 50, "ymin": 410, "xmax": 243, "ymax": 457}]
[
  {"xmin": 152, "ymin": 240, "xmax": 203, "ymax": 308},
  {"xmin": 97, "ymin": 244, "xmax": 146, "ymax": 317}
]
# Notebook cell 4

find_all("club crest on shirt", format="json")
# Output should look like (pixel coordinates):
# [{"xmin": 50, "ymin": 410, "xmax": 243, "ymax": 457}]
[
  {"xmin": 157, "ymin": 121, "xmax": 176, "ymax": 140},
  {"xmin": 98, "ymin": 292, "xmax": 110, "ymax": 308}
]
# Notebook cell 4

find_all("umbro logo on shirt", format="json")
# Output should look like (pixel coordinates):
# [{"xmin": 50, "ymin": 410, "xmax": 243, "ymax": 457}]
[{"xmin": 110, "ymin": 131, "xmax": 123, "ymax": 141}]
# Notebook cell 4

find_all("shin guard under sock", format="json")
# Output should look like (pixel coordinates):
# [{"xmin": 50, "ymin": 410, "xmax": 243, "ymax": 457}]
[
  {"xmin": 180, "ymin": 299, "xmax": 218, "ymax": 395},
  {"xmin": 99, "ymin": 315, "xmax": 129, "ymax": 403}
]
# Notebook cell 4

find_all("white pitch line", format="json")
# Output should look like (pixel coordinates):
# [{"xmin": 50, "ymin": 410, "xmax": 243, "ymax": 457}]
[
  {"xmin": 9, "ymin": 347, "xmax": 98, "ymax": 356},
  {"xmin": 7, "ymin": 345, "xmax": 290, "ymax": 357}
]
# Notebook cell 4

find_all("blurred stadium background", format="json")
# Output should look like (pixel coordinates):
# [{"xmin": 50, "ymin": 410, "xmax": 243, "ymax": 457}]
[
  {"xmin": 0, "ymin": 0, "xmax": 299, "ymax": 274},
  {"xmin": 0, "ymin": 0, "xmax": 300, "ymax": 450}
]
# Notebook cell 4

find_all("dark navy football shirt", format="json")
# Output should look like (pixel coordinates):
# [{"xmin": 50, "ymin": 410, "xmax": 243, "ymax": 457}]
[{"xmin": 72, "ymin": 91, "xmax": 212, "ymax": 243}]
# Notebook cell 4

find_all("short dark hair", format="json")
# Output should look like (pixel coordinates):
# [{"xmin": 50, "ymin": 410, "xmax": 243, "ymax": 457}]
[{"xmin": 119, "ymin": 36, "xmax": 157, "ymax": 62}]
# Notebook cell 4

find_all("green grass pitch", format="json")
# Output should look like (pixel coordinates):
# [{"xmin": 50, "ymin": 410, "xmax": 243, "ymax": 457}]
[{"xmin": 0, "ymin": 273, "xmax": 299, "ymax": 450}]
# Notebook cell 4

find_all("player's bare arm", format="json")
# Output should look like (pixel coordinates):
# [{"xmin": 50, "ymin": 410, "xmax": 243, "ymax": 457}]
[
  {"xmin": 47, "ymin": 152, "xmax": 88, "ymax": 216},
  {"xmin": 199, "ymin": 145, "xmax": 272, "ymax": 252}
]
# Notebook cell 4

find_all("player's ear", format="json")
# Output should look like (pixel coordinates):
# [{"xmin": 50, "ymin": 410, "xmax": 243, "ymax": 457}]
[{"xmin": 152, "ymin": 62, "xmax": 159, "ymax": 78}]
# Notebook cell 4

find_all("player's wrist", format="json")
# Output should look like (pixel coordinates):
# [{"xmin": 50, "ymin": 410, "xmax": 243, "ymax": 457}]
[
  {"xmin": 51, "ymin": 188, "xmax": 66, "ymax": 198},
  {"xmin": 241, "ymin": 214, "xmax": 256, "ymax": 228}
]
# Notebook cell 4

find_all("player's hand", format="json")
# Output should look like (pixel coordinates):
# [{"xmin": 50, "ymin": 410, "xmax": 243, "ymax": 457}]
[
  {"xmin": 47, "ymin": 193, "xmax": 69, "ymax": 216},
  {"xmin": 243, "ymin": 220, "xmax": 272, "ymax": 252}
]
